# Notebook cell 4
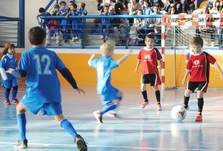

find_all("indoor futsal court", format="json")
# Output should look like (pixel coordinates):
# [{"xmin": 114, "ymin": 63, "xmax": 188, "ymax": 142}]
[
  {"xmin": 1, "ymin": 87, "xmax": 223, "ymax": 150},
  {"xmin": 1, "ymin": 0, "xmax": 223, "ymax": 151}
]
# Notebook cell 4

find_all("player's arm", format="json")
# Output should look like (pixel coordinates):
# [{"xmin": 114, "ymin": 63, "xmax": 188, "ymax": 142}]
[
  {"xmin": 214, "ymin": 61, "xmax": 223, "ymax": 79},
  {"xmin": 59, "ymin": 67, "xmax": 85, "ymax": 94},
  {"xmin": 88, "ymin": 54, "xmax": 96, "ymax": 66},
  {"xmin": 135, "ymin": 60, "xmax": 141, "ymax": 73},
  {"xmin": 5, "ymin": 68, "xmax": 26, "ymax": 78},
  {"xmin": 116, "ymin": 49, "xmax": 132, "ymax": 65},
  {"xmin": 182, "ymin": 70, "xmax": 190, "ymax": 85}
]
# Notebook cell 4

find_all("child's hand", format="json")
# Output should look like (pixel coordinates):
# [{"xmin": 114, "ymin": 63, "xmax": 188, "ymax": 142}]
[
  {"xmin": 91, "ymin": 54, "xmax": 96, "ymax": 58},
  {"xmin": 6, "ymin": 68, "xmax": 15, "ymax": 74},
  {"xmin": 75, "ymin": 87, "xmax": 85, "ymax": 95}
]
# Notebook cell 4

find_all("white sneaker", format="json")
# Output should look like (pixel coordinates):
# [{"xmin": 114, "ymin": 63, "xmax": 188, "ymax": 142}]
[{"xmin": 93, "ymin": 111, "xmax": 103, "ymax": 123}]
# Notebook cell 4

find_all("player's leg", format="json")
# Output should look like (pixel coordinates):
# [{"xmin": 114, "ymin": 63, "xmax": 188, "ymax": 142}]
[
  {"xmin": 184, "ymin": 82, "xmax": 194, "ymax": 109},
  {"xmin": 2, "ymin": 79, "xmax": 11, "ymax": 105},
  {"xmin": 54, "ymin": 114, "xmax": 87, "ymax": 151},
  {"xmin": 140, "ymin": 75, "xmax": 149, "ymax": 108},
  {"xmin": 107, "ymin": 90, "xmax": 123, "ymax": 117},
  {"xmin": 11, "ymin": 78, "xmax": 19, "ymax": 104},
  {"xmin": 153, "ymin": 85, "xmax": 162, "ymax": 111},
  {"xmin": 16, "ymin": 103, "xmax": 28, "ymax": 149},
  {"xmin": 94, "ymin": 101, "xmax": 117, "ymax": 123},
  {"xmin": 195, "ymin": 82, "xmax": 207, "ymax": 122},
  {"xmin": 4, "ymin": 88, "xmax": 11, "ymax": 105}
]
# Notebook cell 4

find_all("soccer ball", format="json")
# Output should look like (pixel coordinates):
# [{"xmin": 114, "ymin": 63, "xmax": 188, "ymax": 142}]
[{"xmin": 171, "ymin": 105, "xmax": 187, "ymax": 122}]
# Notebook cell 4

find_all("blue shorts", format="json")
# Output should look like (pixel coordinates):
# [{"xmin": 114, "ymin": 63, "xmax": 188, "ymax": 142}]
[
  {"xmin": 2, "ymin": 77, "xmax": 18, "ymax": 89},
  {"xmin": 100, "ymin": 87, "xmax": 122, "ymax": 104},
  {"xmin": 22, "ymin": 100, "xmax": 62, "ymax": 116}
]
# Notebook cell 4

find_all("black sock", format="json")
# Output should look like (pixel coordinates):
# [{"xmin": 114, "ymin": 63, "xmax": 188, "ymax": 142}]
[
  {"xmin": 155, "ymin": 90, "xmax": 160, "ymax": 104},
  {"xmin": 141, "ymin": 91, "xmax": 148, "ymax": 102},
  {"xmin": 184, "ymin": 96, "xmax": 190, "ymax": 108},
  {"xmin": 198, "ymin": 98, "xmax": 204, "ymax": 113}
]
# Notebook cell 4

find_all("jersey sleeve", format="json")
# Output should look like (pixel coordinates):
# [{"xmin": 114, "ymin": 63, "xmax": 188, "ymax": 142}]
[
  {"xmin": 186, "ymin": 58, "xmax": 192, "ymax": 71},
  {"xmin": 206, "ymin": 53, "xmax": 216, "ymax": 64},
  {"xmin": 0, "ymin": 56, "xmax": 7, "ymax": 68},
  {"xmin": 54, "ymin": 52, "xmax": 65, "ymax": 70},
  {"xmin": 156, "ymin": 49, "xmax": 162, "ymax": 60},
  {"xmin": 18, "ymin": 52, "xmax": 28, "ymax": 71},
  {"xmin": 109, "ymin": 59, "xmax": 118, "ymax": 69},
  {"xmin": 88, "ymin": 58, "xmax": 98, "ymax": 68}
]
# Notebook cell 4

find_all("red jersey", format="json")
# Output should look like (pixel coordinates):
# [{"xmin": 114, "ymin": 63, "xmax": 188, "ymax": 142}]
[
  {"xmin": 137, "ymin": 48, "xmax": 162, "ymax": 74},
  {"xmin": 187, "ymin": 52, "xmax": 216, "ymax": 82}
]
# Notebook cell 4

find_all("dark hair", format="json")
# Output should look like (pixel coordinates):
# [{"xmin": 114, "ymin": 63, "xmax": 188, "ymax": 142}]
[
  {"xmin": 59, "ymin": 1, "xmax": 66, "ymax": 5},
  {"xmin": 2, "ymin": 43, "xmax": 15, "ymax": 55},
  {"xmin": 39, "ymin": 7, "xmax": 45, "ymax": 13},
  {"xmin": 28, "ymin": 26, "xmax": 46, "ymax": 45},
  {"xmin": 190, "ymin": 36, "xmax": 203, "ymax": 47},
  {"xmin": 145, "ymin": 33, "xmax": 154, "ymax": 39}
]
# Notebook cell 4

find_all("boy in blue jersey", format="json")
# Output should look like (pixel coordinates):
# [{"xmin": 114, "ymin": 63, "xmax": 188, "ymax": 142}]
[
  {"xmin": 9, "ymin": 26, "xmax": 87, "ymax": 151},
  {"xmin": 88, "ymin": 42, "xmax": 132, "ymax": 123},
  {"xmin": 0, "ymin": 43, "xmax": 19, "ymax": 105}
]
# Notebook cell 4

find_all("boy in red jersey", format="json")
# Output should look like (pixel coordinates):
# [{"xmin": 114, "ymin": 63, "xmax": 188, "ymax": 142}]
[
  {"xmin": 135, "ymin": 33, "xmax": 163, "ymax": 111},
  {"xmin": 182, "ymin": 36, "xmax": 223, "ymax": 122}
]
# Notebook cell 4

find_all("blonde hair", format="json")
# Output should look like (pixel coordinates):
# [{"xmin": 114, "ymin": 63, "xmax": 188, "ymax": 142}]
[{"xmin": 100, "ymin": 42, "xmax": 114, "ymax": 55}]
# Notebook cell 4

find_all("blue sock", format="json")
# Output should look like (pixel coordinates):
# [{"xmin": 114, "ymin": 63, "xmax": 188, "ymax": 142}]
[
  {"xmin": 4, "ymin": 88, "xmax": 10, "ymax": 100},
  {"xmin": 60, "ymin": 119, "xmax": 78, "ymax": 138},
  {"xmin": 17, "ymin": 114, "xmax": 26, "ymax": 141},
  {"xmin": 100, "ymin": 103, "xmax": 117, "ymax": 115},
  {"xmin": 12, "ymin": 86, "xmax": 18, "ymax": 100}
]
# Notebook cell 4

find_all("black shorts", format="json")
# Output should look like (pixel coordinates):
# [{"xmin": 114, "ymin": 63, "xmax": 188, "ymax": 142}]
[
  {"xmin": 141, "ymin": 74, "xmax": 157, "ymax": 86},
  {"xmin": 187, "ymin": 81, "xmax": 208, "ymax": 93}
]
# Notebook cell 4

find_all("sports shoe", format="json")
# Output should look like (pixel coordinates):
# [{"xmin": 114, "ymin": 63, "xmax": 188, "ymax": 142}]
[
  {"xmin": 76, "ymin": 135, "xmax": 87, "ymax": 151},
  {"xmin": 140, "ymin": 101, "xmax": 149, "ymax": 109},
  {"xmin": 93, "ymin": 111, "xmax": 103, "ymax": 123},
  {"xmin": 156, "ymin": 103, "xmax": 162, "ymax": 111},
  {"xmin": 5, "ymin": 99, "xmax": 11, "ymax": 106},
  {"xmin": 195, "ymin": 113, "xmax": 203, "ymax": 122},
  {"xmin": 12, "ymin": 98, "xmax": 19, "ymax": 105},
  {"xmin": 16, "ymin": 139, "xmax": 28, "ymax": 149}
]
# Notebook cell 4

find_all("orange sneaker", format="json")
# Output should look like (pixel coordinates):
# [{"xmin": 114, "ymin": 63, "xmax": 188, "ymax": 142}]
[
  {"xmin": 195, "ymin": 113, "xmax": 203, "ymax": 122},
  {"xmin": 156, "ymin": 103, "xmax": 162, "ymax": 111},
  {"xmin": 140, "ymin": 101, "xmax": 149, "ymax": 109}
]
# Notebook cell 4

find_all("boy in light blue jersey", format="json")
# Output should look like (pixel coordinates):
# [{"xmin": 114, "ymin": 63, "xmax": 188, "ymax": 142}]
[
  {"xmin": 9, "ymin": 26, "xmax": 87, "ymax": 151},
  {"xmin": 88, "ymin": 42, "xmax": 132, "ymax": 123}
]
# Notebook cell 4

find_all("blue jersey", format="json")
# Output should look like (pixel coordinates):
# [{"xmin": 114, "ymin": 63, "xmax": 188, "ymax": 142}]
[
  {"xmin": 18, "ymin": 47, "xmax": 65, "ymax": 104},
  {"xmin": 0, "ymin": 54, "xmax": 17, "ymax": 79},
  {"xmin": 88, "ymin": 56, "xmax": 118, "ymax": 95}
]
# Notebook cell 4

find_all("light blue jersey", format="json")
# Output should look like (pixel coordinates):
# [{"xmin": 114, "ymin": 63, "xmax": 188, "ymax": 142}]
[
  {"xmin": 89, "ymin": 56, "xmax": 122, "ymax": 103},
  {"xmin": 18, "ymin": 47, "xmax": 65, "ymax": 105},
  {"xmin": 0, "ymin": 54, "xmax": 18, "ymax": 88},
  {"xmin": 0, "ymin": 54, "xmax": 17, "ymax": 79},
  {"xmin": 89, "ymin": 56, "xmax": 118, "ymax": 94}
]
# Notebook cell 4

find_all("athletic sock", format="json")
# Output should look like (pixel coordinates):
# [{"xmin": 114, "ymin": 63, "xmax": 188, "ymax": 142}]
[
  {"xmin": 197, "ymin": 98, "xmax": 204, "ymax": 113},
  {"xmin": 155, "ymin": 90, "xmax": 160, "ymax": 103},
  {"xmin": 60, "ymin": 119, "xmax": 78, "ymax": 139},
  {"xmin": 100, "ymin": 102, "xmax": 117, "ymax": 115},
  {"xmin": 17, "ymin": 114, "xmax": 27, "ymax": 141},
  {"xmin": 184, "ymin": 96, "xmax": 190, "ymax": 109},
  {"xmin": 12, "ymin": 86, "xmax": 18, "ymax": 100},
  {"xmin": 141, "ymin": 90, "xmax": 148, "ymax": 102}
]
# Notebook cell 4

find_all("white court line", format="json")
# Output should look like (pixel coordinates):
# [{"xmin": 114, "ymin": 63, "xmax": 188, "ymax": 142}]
[{"xmin": 0, "ymin": 141, "xmax": 202, "ymax": 150}]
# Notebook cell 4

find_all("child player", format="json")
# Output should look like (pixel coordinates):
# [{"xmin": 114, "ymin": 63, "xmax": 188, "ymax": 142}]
[
  {"xmin": 88, "ymin": 42, "xmax": 132, "ymax": 123},
  {"xmin": 135, "ymin": 33, "xmax": 163, "ymax": 111},
  {"xmin": 9, "ymin": 26, "xmax": 87, "ymax": 151},
  {"xmin": 182, "ymin": 36, "xmax": 223, "ymax": 122}
]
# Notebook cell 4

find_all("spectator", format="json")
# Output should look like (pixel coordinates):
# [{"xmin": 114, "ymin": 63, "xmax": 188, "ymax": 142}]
[{"xmin": 37, "ymin": 7, "xmax": 51, "ymax": 28}]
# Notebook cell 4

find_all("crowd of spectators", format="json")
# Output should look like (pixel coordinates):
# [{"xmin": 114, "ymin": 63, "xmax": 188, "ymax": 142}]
[{"xmin": 38, "ymin": 0, "xmax": 223, "ymax": 47}]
